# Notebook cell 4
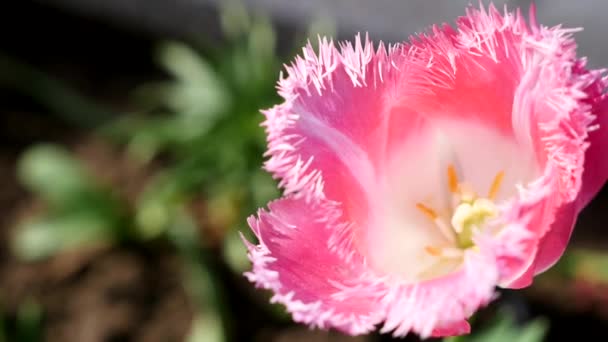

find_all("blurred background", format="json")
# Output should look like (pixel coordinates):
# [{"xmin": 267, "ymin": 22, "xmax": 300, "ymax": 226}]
[{"xmin": 1, "ymin": 0, "xmax": 608, "ymax": 341}]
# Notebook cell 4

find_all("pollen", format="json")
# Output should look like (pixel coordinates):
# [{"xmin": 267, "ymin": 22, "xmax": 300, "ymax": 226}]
[
  {"xmin": 417, "ymin": 166, "xmax": 504, "ymax": 252},
  {"xmin": 451, "ymin": 198, "xmax": 498, "ymax": 247}
]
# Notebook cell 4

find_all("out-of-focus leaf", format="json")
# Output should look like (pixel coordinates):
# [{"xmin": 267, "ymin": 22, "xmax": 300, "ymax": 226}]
[
  {"xmin": 446, "ymin": 310, "xmax": 548, "ymax": 342},
  {"xmin": 250, "ymin": 169, "xmax": 279, "ymax": 208},
  {"xmin": 516, "ymin": 320, "xmax": 548, "ymax": 342},
  {"xmin": 222, "ymin": 229, "xmax": 249, "ymax": 274},
  {"xmin": 157, "ymin": 41, "xmax": 229, "ymax": 118},
  {"xmin": 219, "ymin": 0, "xmax": 251, "ymax": 40},
  {"xmin": 0, "ymin": 297, "xmax": 6, "ymax": 342},
  {"xmin": 14, "ymin": 144, "xmax": 129, "ymax": 259},
  {"xmin": 570, "ymin": 249, "xmax": 608, "ymax": 283},
  {"xmin": 168, "ymin": 212, "xmax": 232, "ymax": 341},
  {"xmin": 187, "ymin": 314, "xmax": 225, "ymax": 342},
  {"xmin": 122, "ymin": 116, "xmax": 181, "ymax": 163},
  {"xmin": 537, "ymin": 248, "xmax": 608, "ymax": 286},
  {"xmin": 248, "ymin": 16, "xmax": 276, "ymax": 66},
  {"xmin": 135, "ymin": 197, "xmax": 172, "ymax": 240},
  {"xmin": 135, "ymin": 173, "xmax": 184, "ymax": 240},
  {"xmin": 112, "ymin": 40, "xmax": 235, "ymax": 161},
  {"xmin": 15, "ymin": 298, "xmax": 42, "ymax": 342},
  {"xmin": 224, "ymin": 12, "xmax": 277, "ymax": 98},
  {"xmin": 17, "ymin": 144, "xmax": 90, "ymax": 204},
  {"xmin": 305, "ymin": 14, "xmax": 337, "ymax": 48},
  {"xmin": 13, "ymin": 213, "xmax": 114, "ymax": 261}
]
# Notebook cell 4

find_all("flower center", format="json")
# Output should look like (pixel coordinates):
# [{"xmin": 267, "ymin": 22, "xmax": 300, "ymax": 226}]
[{"xmin": 416, "ymin": 165, "xmax": 504, "ymax": 259}]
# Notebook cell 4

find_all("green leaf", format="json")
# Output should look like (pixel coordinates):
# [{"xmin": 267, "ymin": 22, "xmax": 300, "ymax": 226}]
[
  {"xmin": 187, "ymin": 314, "xmax": 225, "ymax": 342},
  {"xmin": 157, "ymin": 41, "xmax": 229, "ymax": 117},
  {"xmin": 219, "ymin": 0, "xmax": 251, "ymax": 40},
  {"xmin": 304, "ymin": 14, "xmax": 337, "ymax": 47},
  {"xmin": 15, "ymin": 298, "xmax": 43, "ymax": 342},
  {"xmin": 248, "ymin": 16, "xmax": 276, "ymax": 64},
  {"xmin": 446, "ymin": 311, "xmax": 548, "ymax": 342},
  {"xmin": 13, "ymin": 212, "xmax": 114, "ymax": 261},
  {"xmin": 17, "ymin": 144, "xmax": 91, "ymax": 204},
  {"xmin": 135, "ymin": 173, "xmax": 186, "ymax": 240},
  {"xmin": 222, "ymin": 229, "xmax": 249, "ymax": 274}
]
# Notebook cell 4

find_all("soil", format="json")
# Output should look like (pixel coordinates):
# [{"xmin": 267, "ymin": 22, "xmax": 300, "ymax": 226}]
[
  {"xmin": 0, "ymin": 110, "xmax": 192, "ymax": 342},
  {"xmin": 0, "ymin": 3, "xmax": 194, "ymax": 340}
]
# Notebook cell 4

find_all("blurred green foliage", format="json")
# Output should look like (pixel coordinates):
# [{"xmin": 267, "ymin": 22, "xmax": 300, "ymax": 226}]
[
  {"xmin": 446, "ymin": 310, "xmax": 547, "ymax": 342},
  {"xmin": 546, "ymin": 248, "xmax": 608, "ymax": 285},
  {"xmin": 14, "ymin": 299, "xmax": 43, "ymax": 342},
  {"xmin": 14, "ymin": 145, "xmax": 128, "ymax": 260},
  {"xmin": 6, "ymin": 3, "xmax": 284, "ymax": 341},
  {"xmin": 0, "ymin": 298, "xmax": 42, "ymax": 342},
  {"xmin": 12, "ymin": 0, "xmax": 283, "ymax": 258}
]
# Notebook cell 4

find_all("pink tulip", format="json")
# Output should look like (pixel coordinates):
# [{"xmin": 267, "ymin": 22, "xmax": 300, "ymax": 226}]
[{"xmin": 243, "ymin": 3, "xmax": 608, "ymax": 338}]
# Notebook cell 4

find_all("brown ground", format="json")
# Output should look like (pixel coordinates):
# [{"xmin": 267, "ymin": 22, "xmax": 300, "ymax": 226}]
[{"xmin": 0, "ymin": 114, "xmax": 193, "ymax": 341}]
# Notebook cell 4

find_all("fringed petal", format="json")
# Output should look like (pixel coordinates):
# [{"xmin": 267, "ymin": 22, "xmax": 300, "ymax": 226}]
[
  {"xmin": 578, "ymin": 97, "xmax": 608, "ymax": 208},
  {"xmin": 244, "ymin": 196, "xmax": 384, "ymax": 334},
  {"xmin": 521, "ymin": 96, "xmax": 608, "ymax": 276},
  {"xmin": 379, "ymin": 246, "xmax": 498, "ymax": 338},
  {"xmin": 431, "ymin": 320, "xmax": 471, "ymax": 338},
  {"xmin": 431, "ymin": 4, "xmax": 608, "ymax": 285},
  {"xmin": 494, "ymin": 8, "xmax": 608, "ymax": 283},
  {"xmin": 246, "ymin": 2, "xmax": 608, "ymax": 338}
]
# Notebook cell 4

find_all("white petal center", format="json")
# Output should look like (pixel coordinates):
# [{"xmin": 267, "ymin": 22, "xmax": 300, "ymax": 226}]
[{"xmin": 365, "ymin": 120, "xmax": 539, "ymax": 282}]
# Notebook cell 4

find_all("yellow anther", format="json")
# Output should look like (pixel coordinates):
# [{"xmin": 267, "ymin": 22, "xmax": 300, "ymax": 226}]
[
  {"xmin": 425, "ymin": 246, "xmax": 442, "ymax": 256},
  {"xmin": 417, "ymin": 168, "xmax": 506, "ymax": 256},
  {"xmin": 451, "ymin": 202, "xmax": 473, "ymax": 233},
  {"xmin": 416, "ymin": 203, "xmax": 438, "ymax": 220},
  {"xmin": 451, "ymin": 198, "xmax": 498, "ymax": 248},
  {"xmin": 447, "ymin": 164, "xmax": 459, "ymax": 193},
  {"xmin": 488, "ymin": 170, "xmax": 505, "ymax": 200}
]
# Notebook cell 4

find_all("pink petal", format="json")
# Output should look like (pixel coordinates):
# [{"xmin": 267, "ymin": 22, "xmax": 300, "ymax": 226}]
[
  {"xmin": 246, "ymin": 2, "xmax": 608, "ymax": 338},
  {"xmin": 262, "ymin": 37, "xmax": 389, "ymax": 258},
  {"xmin": 502, "ymin": 34, "xmax": 608, "ymax": 284},
  {"xmin": 245, "ymin": 182, "xmax": 499, "ymax": 339},
  {"xmin": 526, "ymin": 93, "xmax": 608, "ymax": 276},
  {"xmin": 476, "ymin": 6, "xmax": 608, "ymax": 284},
  {"xmin": 578, "ymin": 97, "xmax": 608, "ymax": 209},
  {"xmin": 531, "ymin": 201, "xmax": 577, "ymax": 275},
  {"xmin": 244, "ymin": 196, "xmax": 384, "ymax": 334},
  {"xmin": 379, "ymin": 245, "xmax": 498, "ymax": 338},
  {"xmin": 432, "ymin": 320, "xmax": 471, "ymax": 338}
]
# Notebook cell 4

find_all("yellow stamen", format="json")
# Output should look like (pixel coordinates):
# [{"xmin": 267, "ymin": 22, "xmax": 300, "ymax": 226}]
[
  {"xmin": 416, "ymin": 203, "xmax": 437, "ymax": 220},
  {"xmin": 488, "ymin": 170, "xmax": 505, "ymax": 200},
  {"xmin": 447, "ymin": 164, "xmax": 459, "ymax": 193},
  {"xmin": 425, "ymin": 246, "xmax": 442, "ymax": 256}
]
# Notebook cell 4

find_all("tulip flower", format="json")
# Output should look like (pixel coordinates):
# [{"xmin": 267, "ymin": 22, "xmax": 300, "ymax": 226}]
[{"xmin": 243, "ymin": 3, "xmax": 608, "ymax": 338}]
